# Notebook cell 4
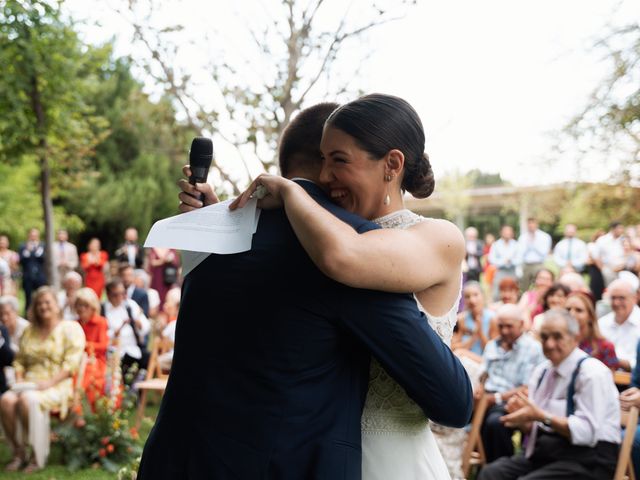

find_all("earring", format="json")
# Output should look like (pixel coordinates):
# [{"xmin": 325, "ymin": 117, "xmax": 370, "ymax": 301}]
[{"xmin": 384, "ymin": 174, "xmax": 392, "ymax": 205}]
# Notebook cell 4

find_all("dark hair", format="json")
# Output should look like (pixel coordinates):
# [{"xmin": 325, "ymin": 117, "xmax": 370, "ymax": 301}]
[
  {"xmin": 118, "ymin": 263, "xmax": 134, "ymax": 275},
  {"xmin": 278, "ymin": 102, "xmax": 339, "ymax": 177},
  {"xmin": 106, "ymin": 278, "xmax": 124, "ymax": 295},
  {"xmin": 325, "ymin": 93, "xmax": 434, "ymax": 198},
  {"xmin": 542, "ymin": 283, "xmax": 570, "ymax": 311},
  {"xmin": 610, "ymin": 221, "xmax": 622, "ymax": 230}
]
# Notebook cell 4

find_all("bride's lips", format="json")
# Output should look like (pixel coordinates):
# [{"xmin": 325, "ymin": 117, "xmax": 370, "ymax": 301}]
[{"xmin": 329, "ymin": 188, "xmax": 349, "ymax": 205}]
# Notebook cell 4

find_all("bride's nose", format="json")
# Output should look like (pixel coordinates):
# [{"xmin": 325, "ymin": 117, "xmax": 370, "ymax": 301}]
[{"xmin": 319, "ymin": 160, "xmax": 333, "ymax": 185}]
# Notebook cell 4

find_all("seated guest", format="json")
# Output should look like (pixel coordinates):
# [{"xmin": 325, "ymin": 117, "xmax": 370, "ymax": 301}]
[
  {"xmin": 479, "ymin": 309, "xmax": 620, "ymax": 480},
  {"xmin": 158, "ymin": 287, "xmax": 181, "ymax": 372},
  {"xmin": 531, "ymin": 283, "xmax": 570, "ymax": 334},
  {"xmin": 75, "ymin": 288, "xmax": 108, "ymax": 407},
  {"xmin": 598, "ymin": 278, "xmax": 640, "ymax": 371},
  {"xmin": 621, "ymin": 339, "xmax": 640, "ymax": 478},
  {"xmin": 134, "ymin": 269, "xmax": 160, "ymax": 320},
  {"xmin": 489, "ymin": 277, "xmax": 520, "ymax": 312},
  {"xmin": 558, "ymin": 271, "xmax": 588, "ymax": 293},
  {"xmin": 103, "ymin": 279, "xmax": 150, "ymax": 379},
  {"xmin": 477, "ymin": 304, "xmax": 545, "ymax": 462},
  {"xmin": 453, "ymin": 281, "xmax": 495, "ymax": 356},
  {"xmin": 120, "ymin": 264, "xmax": 149, "ymax": 317},
  {"xmin": 56, "ymin": 271, "xmax": 83, "ymax": 321},
  {"xmin": 518, "ymin": 268, "xmax": 554, "ymax": 329},
  {"xmin": 0, "ymin": 287, "xmax": 85, "ymax": 473},
  {"xmin": 567, "ymin": 291, "xmax": 619, "ymax": 370},
  {"xmin": 0, "ymin": 296, "xmax": 29, "ymax": 352}
]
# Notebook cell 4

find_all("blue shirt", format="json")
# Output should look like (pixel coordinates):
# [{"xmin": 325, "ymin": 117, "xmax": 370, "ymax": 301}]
[
  {"xmin": 482, "ymin": 333, "xmax": 545, "ymax": 393},
  {"xmin": 463, "ymin": 309, "xmax": 494, "ymax": 355}
]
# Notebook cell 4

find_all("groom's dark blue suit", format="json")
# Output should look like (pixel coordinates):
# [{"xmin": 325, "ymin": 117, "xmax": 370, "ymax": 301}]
[{"xmin": 138, "ymin": 181, "xmax": 472, "ymax": 480}]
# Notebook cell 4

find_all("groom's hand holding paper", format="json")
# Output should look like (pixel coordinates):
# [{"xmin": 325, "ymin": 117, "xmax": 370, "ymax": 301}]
[{"xmin": 144, "ymin": 197, "xmax": 261, "ymax": 276}]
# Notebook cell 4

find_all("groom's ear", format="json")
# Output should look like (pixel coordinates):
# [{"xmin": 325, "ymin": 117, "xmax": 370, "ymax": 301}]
[{"xmin": 385, "ymin": 149, "xmax": 404, "ymax": 178}]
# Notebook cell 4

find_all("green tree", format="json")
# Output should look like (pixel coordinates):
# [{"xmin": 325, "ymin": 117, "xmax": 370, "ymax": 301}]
[
  {"xmin": 62, "ymin": 56, "xmax": 190, "ymax": 251},
  {"xmin": 564, "ymin": 13, "xmax": 640, "ymax": 179},
  {"xmin": 0, "ymin": 0, "xmax": 107, "ymax": 285},
  {"xmin": 111, "ymin": 0, "xmax": 417, "ymax": 194}
]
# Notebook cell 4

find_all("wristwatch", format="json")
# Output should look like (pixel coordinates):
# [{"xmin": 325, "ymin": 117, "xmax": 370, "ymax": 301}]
[
  {"xmin": 493, "ymin": 392, "xmax": 503, "ymax": 405},
  {"xmin": 542, "ymin": 413, "xmax": 553, "ymax": 427}
]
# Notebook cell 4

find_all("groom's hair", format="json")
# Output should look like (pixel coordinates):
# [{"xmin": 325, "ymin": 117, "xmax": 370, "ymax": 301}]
[{"xmin": 278, "ymin": 102, "xmax": 339, "ymax": 178}]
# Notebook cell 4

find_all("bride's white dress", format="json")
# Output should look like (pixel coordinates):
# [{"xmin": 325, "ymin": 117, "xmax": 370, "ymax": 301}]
[{"xmin": 362, "ymin": 209, "xmax": 459, "ymax": 480}]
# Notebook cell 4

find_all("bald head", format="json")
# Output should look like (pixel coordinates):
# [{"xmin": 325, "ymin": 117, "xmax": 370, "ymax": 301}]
[
  {"xmin": 609, "ymin": 279, "xmax": 637, "ymax": 323},
  {"xmin": 495, "ymin": 304, "xmax": 524, "ymax": 347}
]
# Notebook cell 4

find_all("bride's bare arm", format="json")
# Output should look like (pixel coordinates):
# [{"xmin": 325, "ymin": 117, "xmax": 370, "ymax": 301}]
[{"xmin": 231, "ymin": 174, "xmax": 465, "ymax": 293}]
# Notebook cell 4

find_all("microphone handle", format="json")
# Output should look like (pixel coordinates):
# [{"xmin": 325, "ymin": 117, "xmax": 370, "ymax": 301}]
[{"xmin": 188, "ymin": 172, "xmax": 208, "ymax": 203}]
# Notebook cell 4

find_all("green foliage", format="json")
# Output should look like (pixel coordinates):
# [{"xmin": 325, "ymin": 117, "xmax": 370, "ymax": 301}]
[
  {"xmin": 564, "ymin": 18, "xmax": 640, "ymax": 178},
  {"xmin": 559, "ymin": 182, "xmax": 640, "ymax": 238},
  {"xmin": 55, "ymin": 392, "xmax": 142, "ymax": 473},
  {"xmin": 466, "ymin": 169, "xmax": 509, "ymax": 187},
  {"xmin": 0, "ymin": 1, "xmax": 189, "ymax": 249}
]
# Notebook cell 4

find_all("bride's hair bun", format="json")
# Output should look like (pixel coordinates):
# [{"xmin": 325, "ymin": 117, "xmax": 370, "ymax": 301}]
[{"xmin": 402, "ymin": 152, "xmax": 434, "ymax": 199}]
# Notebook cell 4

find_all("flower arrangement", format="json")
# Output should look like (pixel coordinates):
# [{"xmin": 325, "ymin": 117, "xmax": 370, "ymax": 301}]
[{"xmin": 55, "ymin": 359, "xmax": 142, "ymax": 472}]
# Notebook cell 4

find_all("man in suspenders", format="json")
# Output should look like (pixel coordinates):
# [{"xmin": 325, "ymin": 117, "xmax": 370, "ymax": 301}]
[{"xmin": 479, "ymin": 309, "xmax": 620, "ymax": 480}]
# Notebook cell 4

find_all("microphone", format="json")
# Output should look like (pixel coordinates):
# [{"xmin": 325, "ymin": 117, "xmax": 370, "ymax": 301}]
[{"xmin": 188, "ymin": 137, "xmax": 214, "ymax": 202}]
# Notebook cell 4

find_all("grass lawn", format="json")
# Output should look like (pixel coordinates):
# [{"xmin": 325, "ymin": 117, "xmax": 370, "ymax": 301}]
[{"xmin": 0, "ymin": 396, "xmax": 161, "ymax": 479}]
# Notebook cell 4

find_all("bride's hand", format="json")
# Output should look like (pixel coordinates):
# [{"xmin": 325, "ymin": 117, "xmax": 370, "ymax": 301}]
[
  {"xmin": 178, "ymin": 165, "xmax": 219, "ymax": 212},
  {"xmin": 229, "ymin": 174, "xmax": 295, "ymax": 211}
]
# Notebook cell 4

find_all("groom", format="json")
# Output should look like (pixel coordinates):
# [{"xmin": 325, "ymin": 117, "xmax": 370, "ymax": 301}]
[{"xmin": 138, "ymin": 103, "xmax": 472, "ymax": 479}]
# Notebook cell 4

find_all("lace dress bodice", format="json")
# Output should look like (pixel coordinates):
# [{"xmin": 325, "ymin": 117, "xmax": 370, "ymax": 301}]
[{"xmin": 361, "ymin": 209, "xmax": 460, "ymax": 435}]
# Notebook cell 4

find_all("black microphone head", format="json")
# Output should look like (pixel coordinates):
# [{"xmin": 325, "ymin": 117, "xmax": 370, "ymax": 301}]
[{"xmin": 189, "ymin": 137, "xmax": 213, "ymax": 169}]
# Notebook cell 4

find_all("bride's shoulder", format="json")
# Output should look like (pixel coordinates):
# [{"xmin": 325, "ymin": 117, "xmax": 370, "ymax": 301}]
[{"xmin": 410, "ymin": 218, "xmax": 464, "ymax": 253}]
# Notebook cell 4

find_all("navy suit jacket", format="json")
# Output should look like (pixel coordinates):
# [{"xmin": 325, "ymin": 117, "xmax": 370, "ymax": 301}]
[{"xmin": 138, "ymin": 181, "xmax": 472, "ymax": 480}]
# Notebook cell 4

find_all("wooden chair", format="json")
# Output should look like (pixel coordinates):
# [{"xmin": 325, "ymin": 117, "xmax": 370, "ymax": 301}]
[
  {"xmin": 134, "ymin": 337, "xmax": 171, "ymax": 428},
  {"xmin": 615, "ymin": 406, "xmax": 638, "ymax": 480},
  {"xmin": 462, "ymin": 393, "xmax": 490, "ymax": 479},
  {"xmin": 616, "ymin": 371, "xmax": 632, "ymax": 387}
]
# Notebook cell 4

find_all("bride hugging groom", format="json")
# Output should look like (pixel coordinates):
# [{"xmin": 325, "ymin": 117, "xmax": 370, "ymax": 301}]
[{"xmin": 138, "ymin": 94, "xmax": 473, "ymax": 480}]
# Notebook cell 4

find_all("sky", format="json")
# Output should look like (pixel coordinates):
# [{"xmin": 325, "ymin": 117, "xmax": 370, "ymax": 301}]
[{"xmin": 64, "ymin": 0, "xmax": 638, "ymax": 187}]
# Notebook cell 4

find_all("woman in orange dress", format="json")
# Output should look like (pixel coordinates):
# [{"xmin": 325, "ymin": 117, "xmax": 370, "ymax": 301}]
[
  {"xmin": 80, "ymin": 238, "xmax": 108, "ymax": 298},
  {"xmin": 74, "ymin": 288, "xmax": 108, "ymax": 407}
]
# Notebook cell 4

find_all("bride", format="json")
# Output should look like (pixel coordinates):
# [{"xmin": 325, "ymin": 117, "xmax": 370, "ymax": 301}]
[{"xmin": 185, "ymin": 94, "xmax": 464, "ymax": 479}]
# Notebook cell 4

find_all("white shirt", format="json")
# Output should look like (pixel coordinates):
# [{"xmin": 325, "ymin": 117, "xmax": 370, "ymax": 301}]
[
  {"xmin": 162, "ymin": 320, "xmax": 177, "ymax": 343},
  {"xmin": 148, "ymin": 288, "xmax": 160, "ymax": 311},
  {"xmin": 104, "ymin": 299, "xmax": 150, "ymax": 360},
  {"xmin": 57, "ymin": 291, "xmax": 78, "ymax": 321},
  {"xmin": 53, "ymin": 241, "xmax": 79, "ymax": 269},
  {"xmin": 529, "ymin": 348, "xmax": 620, "ymax": 446},
  {"xmin": 127, "ymin": 243, "xmax": 138, "ymax": 267},
  {"xmin": 488, "ymin": 239, "xmax": 520, "ymax": 269},
  {"xmin": 8, "ymin": 316, "xmax": 29, "ymax": 353},
  {"xmin": 553, "ymin": 237, "xmax": 589, "ymax": 271},
  {"xmin": 595, "ymin": 233, "xmax": 625, "ymax": 269},
  {"xmin": 517, "ymin": 229, "xmax": 551, "ymax": 265},
  {"xmin": 598, "ymin": 306, "xmax": 640, "ymax": 369}
]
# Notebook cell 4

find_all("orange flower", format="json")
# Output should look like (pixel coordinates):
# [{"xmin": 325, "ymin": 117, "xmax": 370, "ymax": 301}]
[
  {"xmin": 129, "ymin": 427, "xmax": 139, "ymax": 439},
  {"xmin": 101, "ymin": 437, "xmax": 110, "ymax": 446},
  {"xmin": 106, "ymin": 444, "xmax": 114, "ymax": 453},
  {"xmin": 98, "ymin": 448, "xmax": 106, "ymax": 458}
]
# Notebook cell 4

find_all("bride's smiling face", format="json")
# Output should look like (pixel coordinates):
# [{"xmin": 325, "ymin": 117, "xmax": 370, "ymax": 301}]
[{"xmin": 319, "ymin": 126, "xmax": 388, "ymax": 219}]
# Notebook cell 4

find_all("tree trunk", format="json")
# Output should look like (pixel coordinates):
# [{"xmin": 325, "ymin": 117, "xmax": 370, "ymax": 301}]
[{"xmin": 30, "ymin": 73, "xmax": 57, "ymax": 288}]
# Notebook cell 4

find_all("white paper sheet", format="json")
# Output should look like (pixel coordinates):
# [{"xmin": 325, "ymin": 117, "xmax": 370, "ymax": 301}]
[{"xmin": 144, "ymin": 198, "xmax": 261, "ymax": 276}]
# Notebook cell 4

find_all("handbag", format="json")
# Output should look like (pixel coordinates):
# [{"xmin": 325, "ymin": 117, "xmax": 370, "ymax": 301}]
[{"xmin": 163, "ymin": 263, "xmax": 178, "ymax": 285}]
